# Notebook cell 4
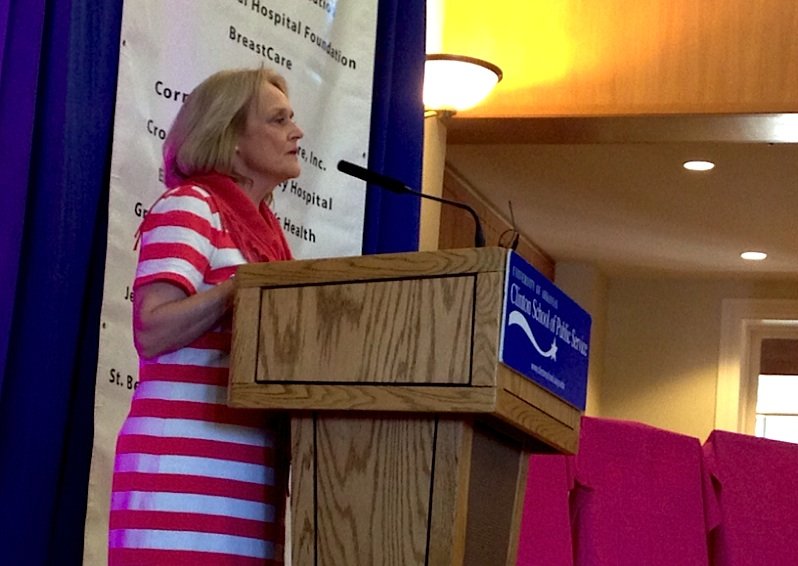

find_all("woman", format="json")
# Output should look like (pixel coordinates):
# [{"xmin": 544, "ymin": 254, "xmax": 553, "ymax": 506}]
[{"xmin": 109, "ymin": 67, "xmax": 303, "ymax": 565}]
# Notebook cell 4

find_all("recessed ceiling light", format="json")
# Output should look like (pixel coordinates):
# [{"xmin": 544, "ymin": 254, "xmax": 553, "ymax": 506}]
[
  {"xmin": 683, "ymin": 160, "xmax": 715, "ymax": 171},
  {"xmin": 740, "ymin": 251, "xmax": 768, "ymax": 261}
]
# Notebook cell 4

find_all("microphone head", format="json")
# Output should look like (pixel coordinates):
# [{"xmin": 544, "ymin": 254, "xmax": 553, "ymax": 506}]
[
  {"xmin": 337, "ymin": 160, "xmax": 367, "ymax": 179},
  {"xmin": 336, "ymin": 160, "xmax": 406, "ymax": 193}
]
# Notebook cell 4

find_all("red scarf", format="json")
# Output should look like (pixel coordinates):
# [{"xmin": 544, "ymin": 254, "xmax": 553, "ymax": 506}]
[{"xmin": 183, "ymin": 172, "xmax": 292, "ymax": 263}]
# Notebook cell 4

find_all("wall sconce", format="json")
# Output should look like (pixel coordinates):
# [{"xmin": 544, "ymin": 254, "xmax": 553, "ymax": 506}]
[{"xmin": 423, "ymin": 54, "xmax": 503, "ymax": 118}]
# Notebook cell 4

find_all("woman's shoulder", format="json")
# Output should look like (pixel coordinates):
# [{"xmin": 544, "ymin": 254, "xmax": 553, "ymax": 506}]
[
  {"xmin": 138, "ymin": 183, "xmax": 227, "ymax": 241},
  {"xmin": 149, "ymin": 183, "xmax": 220, "ymax": 217},
  {"xmin": 160, "ymin": 183, "xmax": 213, "ymax": 203}
]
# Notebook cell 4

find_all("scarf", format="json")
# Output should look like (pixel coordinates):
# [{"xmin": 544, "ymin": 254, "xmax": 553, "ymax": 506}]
[{"xmin": 181, "ymin": 172, "xmax": 292, "ymax": 263}]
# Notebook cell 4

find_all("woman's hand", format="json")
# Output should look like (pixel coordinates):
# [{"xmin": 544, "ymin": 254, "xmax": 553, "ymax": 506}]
[{"xmin": 133, "ymin": 279, "xmax": 235, "ymax": 358}]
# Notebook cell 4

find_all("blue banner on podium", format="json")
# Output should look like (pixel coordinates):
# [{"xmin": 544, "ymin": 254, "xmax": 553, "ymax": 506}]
[{"xmin": 499, "ymin": 251, "xmax": 591, "ymax": 410}]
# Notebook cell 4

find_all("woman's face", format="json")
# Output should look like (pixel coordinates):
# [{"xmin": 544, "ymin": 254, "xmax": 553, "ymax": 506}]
[{"xmin": 233, "ymin": 81, "xmax": 303, "ymax": 189}]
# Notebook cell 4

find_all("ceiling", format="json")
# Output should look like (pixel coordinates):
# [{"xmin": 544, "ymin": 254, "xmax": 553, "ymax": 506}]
[{"xmin": 435, "ymin": 0, "xmax": 798, "ymax": 279}]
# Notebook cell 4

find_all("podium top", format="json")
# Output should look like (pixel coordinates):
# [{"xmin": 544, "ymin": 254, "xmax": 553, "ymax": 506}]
[{"xmin": 235, "ymin": 247, "xmax": 507, "ymax": 288}]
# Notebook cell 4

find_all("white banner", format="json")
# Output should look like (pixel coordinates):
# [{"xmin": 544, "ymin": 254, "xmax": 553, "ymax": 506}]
[{"xmin": 83, "ymin": 1, "xmax": 378, "ymax": 562}]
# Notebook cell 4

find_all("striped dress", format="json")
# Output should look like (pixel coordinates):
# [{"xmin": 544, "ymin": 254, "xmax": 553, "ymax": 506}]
[{"xmin": 109, "ymin": 184, "xmax": 291, "ymax": 565}]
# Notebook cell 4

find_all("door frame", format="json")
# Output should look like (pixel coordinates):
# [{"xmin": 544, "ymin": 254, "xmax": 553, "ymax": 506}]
[{"xmin": 716, "ymin": 299, "xmax": 798, "ymax": 432}]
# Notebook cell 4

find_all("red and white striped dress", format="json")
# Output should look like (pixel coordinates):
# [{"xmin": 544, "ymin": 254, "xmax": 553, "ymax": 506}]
[{"xmin": 109, "ymin": 183, "xmax": 291, "ymax": 565}]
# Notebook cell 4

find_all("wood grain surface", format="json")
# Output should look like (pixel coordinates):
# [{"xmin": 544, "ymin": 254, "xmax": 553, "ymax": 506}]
[
  {"xmin": 229, "ymin": 287, "xmax": 261, "ymax": 387},
  {"xmin": 471, "ymin": 271, "xmax": 504, "ymax": 387},
  {"xmin": 257, "ymin": 276, "xmax": 474, "ymax": 384},
  {"xmin": 426, "ymin": 419, "xmax": 474, "ymax": 566},
  {"xmin": 313, "ymin": 416, "xmax": 435, "ymax": 566},
  {"xmin": 227, "ymin": 383, "xmax": 496, "ymax": 413}
]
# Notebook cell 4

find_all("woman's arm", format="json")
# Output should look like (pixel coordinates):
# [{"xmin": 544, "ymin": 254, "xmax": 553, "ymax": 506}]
[{"xmin": 133, "ymin": 279, "xmax": 235, "ymax": 358}]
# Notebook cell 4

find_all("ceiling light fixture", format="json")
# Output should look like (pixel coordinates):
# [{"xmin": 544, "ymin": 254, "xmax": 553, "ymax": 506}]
[
  {"xmin": 740, "ymin": 251, "xmax": 768, "ymax": 261},
  {"xmin": 682, "ymin": 160, "xmax": 715, "ymax": 171},
  {"xmin": 423, "ymin": 54, "xmax": 503, "ymax": 117}
]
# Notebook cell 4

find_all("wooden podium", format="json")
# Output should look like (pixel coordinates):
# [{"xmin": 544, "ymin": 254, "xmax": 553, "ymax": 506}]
[{"xmin": 229, "ymin": 247, "xmax": 581, "ymax": 566}]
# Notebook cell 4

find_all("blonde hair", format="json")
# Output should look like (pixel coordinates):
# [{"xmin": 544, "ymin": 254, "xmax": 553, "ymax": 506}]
[{"xmin": 163, "ymin": 67, "xmax": 288, "ymax": 188}]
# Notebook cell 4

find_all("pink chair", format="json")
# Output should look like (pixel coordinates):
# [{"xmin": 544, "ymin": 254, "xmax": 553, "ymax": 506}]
[
  {"xmin": 570, "ymin": 417, "xmax": 713, "ymax": 566},
  {"xmin": 703, "ymin": 430, "xmax": 798, "ymax": 565},
  {"xmin": 517, "ymin": 454, "xmax": 575, "ymax": 566}
]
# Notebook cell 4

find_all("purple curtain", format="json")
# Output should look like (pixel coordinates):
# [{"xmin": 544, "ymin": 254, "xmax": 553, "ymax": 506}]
[
  {"xmin": 363, "ymin": 0, "xmax": 425, "ymax": 254},
  {"xmin": 0, "ymin": 1, "xmax": 121, "ymax": 564},
  {"xmin": 0, "ymin": 0, "xmax": 47, "ymax": 394}
]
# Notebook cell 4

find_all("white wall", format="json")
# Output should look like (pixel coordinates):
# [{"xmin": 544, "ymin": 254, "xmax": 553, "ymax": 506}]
[{"xmin": 601, "ymin": 276, "xmax": 798, "ymax": 441}]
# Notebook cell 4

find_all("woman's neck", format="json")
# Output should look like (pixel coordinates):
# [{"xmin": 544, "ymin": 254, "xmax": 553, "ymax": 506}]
[{"xmin": 237, "ymin": 175, "xmax": 277, "ymax": 206}]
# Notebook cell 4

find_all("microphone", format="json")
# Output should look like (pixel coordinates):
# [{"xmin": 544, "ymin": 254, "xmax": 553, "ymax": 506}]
[{"xmin": 337, "ymin": 160, "xmax": 486, "ymax": 248}]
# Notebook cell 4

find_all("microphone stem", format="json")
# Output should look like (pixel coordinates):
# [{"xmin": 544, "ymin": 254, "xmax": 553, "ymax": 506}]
[
  {"xmin": 398, "ymin": 186, "xmax": 485, "ymax": 248},
  {"xmin": 336, "ymin": 160, "xmax": 486, "ymax": 248}
]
